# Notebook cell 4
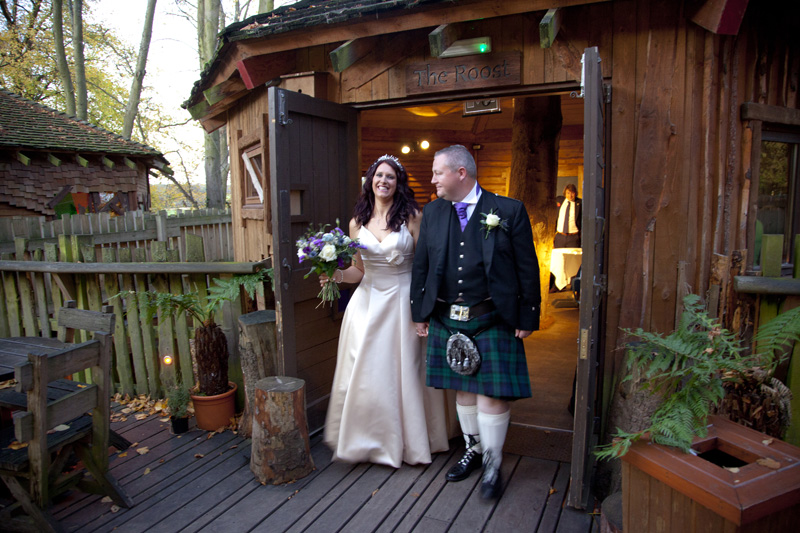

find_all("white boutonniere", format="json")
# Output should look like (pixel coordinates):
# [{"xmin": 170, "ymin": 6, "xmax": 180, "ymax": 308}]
[{"xmin": 479, "ymin": 209, "xmax": 508, "ymax": 239}]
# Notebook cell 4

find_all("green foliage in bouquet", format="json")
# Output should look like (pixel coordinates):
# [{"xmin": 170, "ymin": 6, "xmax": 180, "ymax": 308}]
[{"xmin": 595, "ymin": 294, "xmax": 800, "ymax": 460}]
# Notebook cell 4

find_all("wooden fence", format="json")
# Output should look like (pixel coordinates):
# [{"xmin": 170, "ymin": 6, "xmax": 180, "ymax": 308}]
[
  {"xmin": 0, "ymin": 209, "xmax": 265, "ymax": 399},
  {"xmin": 0, "ymin": 208, "xmax": 234, "ymax": 262}
]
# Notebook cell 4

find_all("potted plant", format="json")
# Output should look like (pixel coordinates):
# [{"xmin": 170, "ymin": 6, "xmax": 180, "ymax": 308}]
[
  {"xmin": 166, "ymin": 383, "xmax": 190, "ymax": 434},
  {"xmin": 126, "ymin": 269, "xmax": 271, "ymax": 430},
  {"xmin": 596, "ymin": 294, "xmax": 800, "ymax": 459},
  {"xmin": 596, "ymin": 294, "xmax": 800, "ymax": 531}
]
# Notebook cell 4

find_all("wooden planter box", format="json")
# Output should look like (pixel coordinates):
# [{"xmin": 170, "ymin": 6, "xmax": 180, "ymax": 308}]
[{"xmin": 621, "ymin": 415, "xmax": 800, "ymax": 532}]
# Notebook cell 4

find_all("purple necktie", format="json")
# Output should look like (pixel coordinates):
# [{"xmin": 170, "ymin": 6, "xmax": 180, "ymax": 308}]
[{"xmin": 454, "ymin": 202, "xmax": 469, "ymax": 231}]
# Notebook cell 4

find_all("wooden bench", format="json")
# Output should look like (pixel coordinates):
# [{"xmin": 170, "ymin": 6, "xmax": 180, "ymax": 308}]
[{"xmin": 0, "ymin": 303, "xmax": 133, "ymax": 532}]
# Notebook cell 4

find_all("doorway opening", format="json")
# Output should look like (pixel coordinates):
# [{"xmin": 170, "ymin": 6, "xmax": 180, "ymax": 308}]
[{"xmin": 359, "ymin": 93, "xmax": 584, "ymax": 461}]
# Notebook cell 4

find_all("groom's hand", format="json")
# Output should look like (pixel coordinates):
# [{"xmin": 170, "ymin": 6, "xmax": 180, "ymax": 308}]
[
  {"xmin": 414, "ymin": 322, "xmax": 429, "ymax": 337},
  {"xmin": 515, "ymin": 329, "xmax": 532, "ymax": 339}
]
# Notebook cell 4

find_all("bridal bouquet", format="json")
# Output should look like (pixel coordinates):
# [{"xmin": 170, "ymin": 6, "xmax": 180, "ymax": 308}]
[{"xmin": 296, "ymin": 222, "xmax": 365, "ymax": 305}]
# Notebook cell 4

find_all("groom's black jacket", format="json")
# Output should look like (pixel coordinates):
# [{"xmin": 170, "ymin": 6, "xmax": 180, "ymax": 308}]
[{"xmin": 411, "ymin": 192, "xmax": 541, "ymax": 331}]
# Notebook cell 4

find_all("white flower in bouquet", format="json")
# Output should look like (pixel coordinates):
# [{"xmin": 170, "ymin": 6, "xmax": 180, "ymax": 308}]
[{"xmin": 320, "ymin": 243, "xmax": 337, "ymax": 261}]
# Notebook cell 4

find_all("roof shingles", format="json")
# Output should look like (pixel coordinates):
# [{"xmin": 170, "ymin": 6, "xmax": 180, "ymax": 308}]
[{"xmin": 0, "ymin": 88, "xmax": 164, "ymax": 159}]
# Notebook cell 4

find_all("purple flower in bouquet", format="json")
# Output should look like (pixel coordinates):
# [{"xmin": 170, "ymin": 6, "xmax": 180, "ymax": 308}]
[{"xmin": 296, "ymin": 222, "xmax": 365, "ymax": 305}]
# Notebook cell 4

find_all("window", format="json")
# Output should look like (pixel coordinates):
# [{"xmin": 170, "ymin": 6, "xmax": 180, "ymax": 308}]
[
  {"xmin": 242, "ymin": 144, "xmax": 265, "ymax": 207},
  {"xmin": 756, "ymin": 131, "xmax": 800, "ymax": 268}
]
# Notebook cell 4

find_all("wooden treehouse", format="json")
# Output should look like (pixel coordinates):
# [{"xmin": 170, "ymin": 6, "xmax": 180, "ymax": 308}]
[{"xmin": 184, "ymin": 0, "xmax": 800, "ymax": 509}]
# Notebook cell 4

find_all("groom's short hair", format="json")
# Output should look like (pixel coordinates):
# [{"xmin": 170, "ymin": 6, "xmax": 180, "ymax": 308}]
[{"xmin": 435, "ymin": 145, "xmax": 477, "ymax": 180}]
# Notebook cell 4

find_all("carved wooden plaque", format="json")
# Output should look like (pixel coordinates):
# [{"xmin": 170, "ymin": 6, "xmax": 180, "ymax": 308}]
[{"xmin": 406, "ymin": 51, "xmax": 521, "ymax": 95}]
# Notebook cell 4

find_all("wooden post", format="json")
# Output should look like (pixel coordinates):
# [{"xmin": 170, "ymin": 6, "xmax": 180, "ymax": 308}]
[
  {"xmin": 237, "ymin": 310, "xmax": 278, "ymax": 438},
  {"xmin": 250, "ymin": 376, "xmax": 314, "ymax": 485},
  {"xmin": 508, "ymin": 95, "xmax": 562, "ymax": 326}
]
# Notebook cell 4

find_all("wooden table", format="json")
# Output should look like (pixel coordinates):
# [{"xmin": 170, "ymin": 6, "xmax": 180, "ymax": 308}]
[
  {"xmin": 0, "ymin": 337, "xmax": 131, "ymax": 449},
  {"xmin": 0, "ymin": 337, "xmax": 67, "ymax": 381},
  {"xmin": 550, "ymin": 247, "xmax": 583, "ymax": 290}
]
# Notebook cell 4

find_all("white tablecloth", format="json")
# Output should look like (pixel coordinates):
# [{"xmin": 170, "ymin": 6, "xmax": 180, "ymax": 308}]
[{"xmin": 550, "ymin": 248, "xmax": 582, "ymax": 290}]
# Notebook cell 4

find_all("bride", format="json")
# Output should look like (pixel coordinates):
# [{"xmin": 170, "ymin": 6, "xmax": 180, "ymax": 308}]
[{"xmin": 321, "ymin": 154, "xmax": 451, "ymax": 467}]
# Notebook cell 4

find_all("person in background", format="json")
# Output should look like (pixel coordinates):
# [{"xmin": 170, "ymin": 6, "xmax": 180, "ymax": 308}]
[{"xmin": 554, "ymin": 183, "xmax": 581, "ymax": 249}]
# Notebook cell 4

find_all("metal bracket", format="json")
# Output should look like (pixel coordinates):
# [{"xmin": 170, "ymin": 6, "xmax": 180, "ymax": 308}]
[
  {"xmin": 278, "ymin": 91, "xmax": 293, "ymax": 126},
  {"xmin": 603, "ymin": 84, "xmax": 612, "ymax": 104}
]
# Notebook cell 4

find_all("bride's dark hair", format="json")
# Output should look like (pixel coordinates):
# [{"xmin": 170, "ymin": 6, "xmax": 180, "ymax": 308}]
[{"xmin": 353, "ymin": 155, "xmax": 420, "ymax": 232}]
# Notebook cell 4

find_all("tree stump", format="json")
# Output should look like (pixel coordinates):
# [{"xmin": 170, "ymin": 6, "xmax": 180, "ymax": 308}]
[
  {"xmin": 250, "ymin": 376, "xmax": 314, "ymax": 485},
  {"xmin": 237, "ymin": 310, "xmax": 278, "ymax": 438}
]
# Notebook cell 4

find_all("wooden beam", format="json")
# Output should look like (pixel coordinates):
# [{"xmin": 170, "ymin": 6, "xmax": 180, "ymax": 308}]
[
  {"xmin": 199, "ymin": 114, "xmax": 228, "ymax": 134},
  {"xmin": 15, "ymin": 152, "xmax": 30, "ymax": 165},
  {"xmin": 741, "ymin": 103, "xmax": 800, "ymax": 126},
  {"xmin": 0, "ymin": 260, "xmax": 268, "ymax": 275},
  {"xmin": 47, "ymin": 185, "xmax": 73, "ymax": 209},
  {"xmin": 101, "ymin": 156, "xmax": 114, "ymax": 169},
  {"xmin": 343, "ymin": 29, "xmax": 428, "ymax": 91},
  {"xmin": 361, "ymin": 127, "xmax": 513, "ymax": 144},
  {"xmin": 152, "ymin": 160, "xmax": 174, "ymax": 176},
  {"xmin": 123, "ymin": 157, "xmax": 137, "ymax": 170},
  {"xmin": 734, "ymin": 276, "xmax": 800, "ymax": 295},
  {"xmin": 330, "ymin": 37, "xmax": 375, "ymax": 72},
  {"xmin": 192, "ymin": 0, "xmax": 608, "ymax": 105},
  {"xmin": 76, "ymin": 154, "xmax": 89, "ymax": 168},
  {"xmin": 428, "ymin": 24, "xmax": 460, "ymax": 58},
  {"xmin": 204, "ymin": 77, "xmax": 247, "ymax": 106},
  {"xmin": 47, "ymin": 153, "xmax": 62, "ymax": 166},
  {"xmin": 237, "ymin": 53, "xmax": 297, "ymax": 89},
  {"xmin": 691, "ymin": 0, "xmax": 749, "ymax": 35},
  {"xmin": 539, "ymin": 8, "xmax": 562, "ymax": 48}
]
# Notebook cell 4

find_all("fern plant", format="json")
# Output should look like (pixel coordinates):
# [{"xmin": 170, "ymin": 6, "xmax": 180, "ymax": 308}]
[
  {"xmin": 117, "ymin": 269, "xmax": 272, "ymax": 396},
  {"xmin": 595, "ymin": 294, "xmax": 800, "ymax": 460}
]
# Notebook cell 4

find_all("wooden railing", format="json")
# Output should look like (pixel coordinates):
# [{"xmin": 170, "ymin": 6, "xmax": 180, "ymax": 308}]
[
  {"xmin": 0, "ymin": 209, "xmax": 233, "ymax": 262},
  {"xmin": 0, "ymin": 210, "xmax": 265, "ymax": 400}
]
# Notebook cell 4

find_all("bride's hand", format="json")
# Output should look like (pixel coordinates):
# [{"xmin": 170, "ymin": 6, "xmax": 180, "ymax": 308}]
[{"xmin": 319, "ymin": 273, "xmax": 331, "ymax": 287}]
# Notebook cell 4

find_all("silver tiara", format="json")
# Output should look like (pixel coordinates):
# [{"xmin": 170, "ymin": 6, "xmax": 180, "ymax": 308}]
[{"xmin": 376, "ymin": 154, "xmax": 404, "ymax": 171}]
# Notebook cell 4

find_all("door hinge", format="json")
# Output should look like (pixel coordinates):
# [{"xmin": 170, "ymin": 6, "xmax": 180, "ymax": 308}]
[
  {"xmin": 278, "ymin": 91, "xmax": 293, "ymax": 126},
  {"xmin": 603, "ymin": 84, "xmax": 612, "ymax": 104}
]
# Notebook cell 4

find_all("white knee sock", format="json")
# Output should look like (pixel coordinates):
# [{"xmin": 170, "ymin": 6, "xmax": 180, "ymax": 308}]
[
  {"xmin": 477, "ymin": 410, "xmax": 510, "ymax": 469},
  {"xmin": 456, "ymin": 403, "xmax": 482, "ymax": 454}
]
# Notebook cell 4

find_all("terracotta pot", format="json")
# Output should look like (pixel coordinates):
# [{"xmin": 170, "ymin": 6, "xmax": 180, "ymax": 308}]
[
  {"xmin": 170, "ymin": 416, "xmax": 189, "ymax": 434},
  {"xmin": 191, "ymin": 382, "xmax": 237, "ymax": 431}
]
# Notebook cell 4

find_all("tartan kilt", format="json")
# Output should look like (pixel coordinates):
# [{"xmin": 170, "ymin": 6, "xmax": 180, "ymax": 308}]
[{"xmin": 426, "ymin": 309, "xmax": 532, "ymax": 400}]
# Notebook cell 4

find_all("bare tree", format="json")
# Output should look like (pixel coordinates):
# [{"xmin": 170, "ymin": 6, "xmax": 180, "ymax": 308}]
[
  {"xmin": 122, "ymin": 0, "xmax": 158, "ymax": 139},
  {"xmin": 258, "ymin": 1, "xmax": 273, "ymax": 13},
  {"xmin": 197, "ymin": 0, "xmax": 227, "ymax": 208},
  {"xmin": 71, "ymin": 0, "xmax": 87, "ymax": 119},
  {"xmin": 52, "ymin": 0, "xmax": 76, "ymax": 116}
]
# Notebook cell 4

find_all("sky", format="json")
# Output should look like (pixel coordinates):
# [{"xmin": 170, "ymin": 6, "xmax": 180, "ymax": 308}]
[{"xmin": 87, "ymin": 0, "xmax": 299, "ymax": 187}]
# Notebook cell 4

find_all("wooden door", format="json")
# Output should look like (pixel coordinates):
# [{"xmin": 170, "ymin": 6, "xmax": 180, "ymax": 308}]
[
  {"xmin": 568, "ymin": 46, "xmax": 607, "ymax": 509},
  {"xmin": 268, "ymin": 87, "xmax": 359, "ymax": 431}
]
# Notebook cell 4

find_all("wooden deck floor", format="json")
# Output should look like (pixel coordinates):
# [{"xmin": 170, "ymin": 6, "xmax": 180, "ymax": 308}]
[{"xmin": 42, "ymin": 413, "xmax": 597, "ymax": 532}]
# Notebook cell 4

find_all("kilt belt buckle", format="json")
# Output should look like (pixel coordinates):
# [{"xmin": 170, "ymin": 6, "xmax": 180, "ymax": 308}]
[{"xmin": 450, "ymin": 304, "xmax": 470, "ymax": 322}]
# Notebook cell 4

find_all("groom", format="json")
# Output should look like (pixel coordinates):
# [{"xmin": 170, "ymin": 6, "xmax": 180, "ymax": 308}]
[{"xmin": 411, "ymin": 145, "xmax": 540, "ymax": 499}]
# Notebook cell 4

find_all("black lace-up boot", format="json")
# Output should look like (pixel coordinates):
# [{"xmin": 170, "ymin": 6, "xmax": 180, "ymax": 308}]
[{"xmin": 446, "ymin": 434, "xmax": 482, "ymax": 482}]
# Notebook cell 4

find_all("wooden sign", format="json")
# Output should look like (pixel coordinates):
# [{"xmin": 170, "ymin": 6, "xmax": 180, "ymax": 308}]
[{"xmin": 406, "ymin": 51, "xmax": 521, "ymax": 95}]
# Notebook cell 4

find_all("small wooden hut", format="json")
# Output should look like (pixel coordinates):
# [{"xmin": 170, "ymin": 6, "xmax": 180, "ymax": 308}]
[
  {"xmin": 185, "ymin": 0, "xmax": 800, "ymax": 506},
  {"xmin": 0, "ymin": 89, "xmax": 169, "ymax": 217}
]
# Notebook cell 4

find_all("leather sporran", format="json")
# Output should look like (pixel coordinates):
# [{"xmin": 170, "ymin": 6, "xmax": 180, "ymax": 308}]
[{"xmin": 446, "ymin": 332, "xmax": 481, "ymax": 376}]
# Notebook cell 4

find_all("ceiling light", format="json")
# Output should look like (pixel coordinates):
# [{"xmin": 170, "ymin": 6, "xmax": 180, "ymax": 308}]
[
  {"xmin": 401, "ymin": 145, "xmax": 411, "ymax": 154},
  {"xmin": 419, "ymin": 140, "xmax": 430, "ymax": 150},
  {"xmin": 439, "ymin": 37, "xmax": 492, "ymax": 58}
]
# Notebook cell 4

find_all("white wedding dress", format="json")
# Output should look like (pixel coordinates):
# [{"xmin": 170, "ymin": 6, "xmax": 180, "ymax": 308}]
[{"xmin": 324, "ymin": 224, "xmax": 451, "ymax": 467}]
